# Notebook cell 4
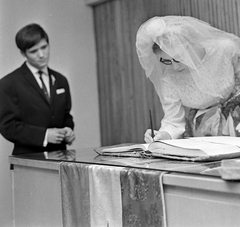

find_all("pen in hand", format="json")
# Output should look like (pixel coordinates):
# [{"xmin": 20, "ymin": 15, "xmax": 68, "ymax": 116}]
[{"xmin": 149, "ymin": 109, "xmax": 154, "ymax": 139}]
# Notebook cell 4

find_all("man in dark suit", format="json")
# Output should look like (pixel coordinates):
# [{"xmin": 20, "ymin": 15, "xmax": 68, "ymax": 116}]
[{"xmin": 0, "ymin": 23, "xmax": 75, "ymax": 155}]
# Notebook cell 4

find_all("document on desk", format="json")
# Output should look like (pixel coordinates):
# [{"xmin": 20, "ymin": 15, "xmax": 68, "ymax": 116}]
[{"xmin": 95, "ymin": 136, "xmax": 240, "ymax": 162}]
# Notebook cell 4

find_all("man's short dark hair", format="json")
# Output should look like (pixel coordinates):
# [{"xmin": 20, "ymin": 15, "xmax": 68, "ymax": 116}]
[{"xmin": 15, "ymin": 23, "xmax": 49, "ymax": 53}]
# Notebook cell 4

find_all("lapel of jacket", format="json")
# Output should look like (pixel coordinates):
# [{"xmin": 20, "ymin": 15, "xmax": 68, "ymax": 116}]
[{"xmin": 21, "ymin": 62, "xmax": 51, "ymax": 105}]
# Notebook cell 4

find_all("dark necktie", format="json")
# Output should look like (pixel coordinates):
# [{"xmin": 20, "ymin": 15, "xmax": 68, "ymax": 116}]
[{"xmin": 38, "ymin": 71, "xmax": 50, "ymax": 102}]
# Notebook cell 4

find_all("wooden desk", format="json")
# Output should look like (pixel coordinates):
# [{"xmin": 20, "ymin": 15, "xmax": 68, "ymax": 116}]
[{"xmin": 9, "ymin": 149, "xmax": 240, "ymax": 227}]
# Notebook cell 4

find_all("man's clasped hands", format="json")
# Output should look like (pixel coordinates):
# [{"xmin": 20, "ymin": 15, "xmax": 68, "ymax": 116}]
[{"xmin": 47, "ymin": 127, "xmax": 75, "ymax": 145}]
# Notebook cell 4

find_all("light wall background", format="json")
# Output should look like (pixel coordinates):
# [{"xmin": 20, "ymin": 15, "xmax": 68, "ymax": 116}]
[{"xmin": 0, "ymin": 0, "xmax": 100, "ymax": 226}]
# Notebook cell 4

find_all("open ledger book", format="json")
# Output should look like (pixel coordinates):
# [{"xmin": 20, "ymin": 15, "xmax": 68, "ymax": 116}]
[{"xmin": 95, "ymin": 136, "xmax": 240, "ymax": 161}]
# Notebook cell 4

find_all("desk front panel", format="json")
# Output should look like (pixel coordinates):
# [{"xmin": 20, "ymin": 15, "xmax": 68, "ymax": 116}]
[{"xmin": 9, "ymin": 149, "xmax": 240, "ymax": 227}]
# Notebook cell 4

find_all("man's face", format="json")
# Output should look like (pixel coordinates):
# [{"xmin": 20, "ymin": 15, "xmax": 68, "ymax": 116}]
[{"xmin": 22, "ymin": 39, "xmax": 50, "ymax": 70}]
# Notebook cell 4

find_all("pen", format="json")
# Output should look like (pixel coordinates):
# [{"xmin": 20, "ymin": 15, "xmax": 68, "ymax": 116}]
[{"xmin": 149, "ymin": 109, "xmax": 154, "ymax": 138}]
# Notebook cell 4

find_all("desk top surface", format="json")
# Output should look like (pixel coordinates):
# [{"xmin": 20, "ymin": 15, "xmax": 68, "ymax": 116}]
[{"xmin": 9, "ymin": 147, "xmax": 227, "ymax": 179}]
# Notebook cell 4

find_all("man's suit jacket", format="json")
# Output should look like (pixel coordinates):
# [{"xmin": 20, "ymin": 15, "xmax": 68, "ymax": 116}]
[{"xmin": 0, "ymin": 62, "xmax": 74, "ymax": 155}]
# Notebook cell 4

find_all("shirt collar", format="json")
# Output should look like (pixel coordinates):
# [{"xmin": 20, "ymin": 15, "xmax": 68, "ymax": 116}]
[{"xmin": 26, "ymin": 61, "xmax": 48, "ymax": 76}]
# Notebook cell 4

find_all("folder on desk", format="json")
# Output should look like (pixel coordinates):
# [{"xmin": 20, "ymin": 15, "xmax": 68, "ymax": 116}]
[{"xmin": 95, "ymin": 136, "xmax": 240, "ymax": 162}]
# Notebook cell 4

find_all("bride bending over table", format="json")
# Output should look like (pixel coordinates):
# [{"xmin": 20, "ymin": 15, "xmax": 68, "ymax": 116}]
[{"xmin": 136, "ymin": 16, "xmax": 240, "ymax": 143}]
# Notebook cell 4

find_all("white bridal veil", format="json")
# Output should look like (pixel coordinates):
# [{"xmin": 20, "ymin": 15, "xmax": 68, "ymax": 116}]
[{"xmin": 136, "ymin": 16, "xmax": 240, "ymax": 98}]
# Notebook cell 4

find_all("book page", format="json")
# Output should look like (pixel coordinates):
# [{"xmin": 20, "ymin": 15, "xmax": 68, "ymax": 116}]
[
  {"xmin": 101, "ymin": 144, "xmax": 148, "ymax": 153},
  {"xmin": 149, "ymin": 140, "xmax": 206, "ymax": 157},
  {"xmin": 150, "ymin": 138, "xmax": 240, "ymax": 156},
  {"xmin": 189, "ymin": 136, "xmax": 240, "ymax": 146}
]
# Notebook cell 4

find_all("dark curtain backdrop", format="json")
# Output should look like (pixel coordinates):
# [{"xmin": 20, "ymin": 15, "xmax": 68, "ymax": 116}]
[{"xmin": 92, "ymin": 0, "xmax": 240, "ymax": 146}]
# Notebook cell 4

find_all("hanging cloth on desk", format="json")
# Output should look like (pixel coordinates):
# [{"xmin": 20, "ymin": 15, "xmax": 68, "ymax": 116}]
[
  {"xmin": 60, "ymin": 162, "xmax": 123, "ymax": 227},
  {"xmin": 89, "ymin": 165, "xmax": 123, "ymax": 227},
  {"xmin": 60, "ymin": 162, "xmax": 168, "ymax": 227},
  {"xmin": 120, "ymin": 168, "xmax": 168, "ymax": 227},
  {"xmin": 60, "ymin": 162, "xmax": 91, "ymax": 227}
]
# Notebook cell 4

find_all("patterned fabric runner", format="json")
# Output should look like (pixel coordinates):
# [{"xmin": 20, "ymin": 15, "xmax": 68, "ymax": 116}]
[
  {"xmin": 89, "ymin": 165, "xmax": 123, "ymax": 227},
  {"xmin": 60, "ymin": 162, "xmax": 91, "ymax": 227},
  {"xmin": 60, "ymin": 162, "xmax": 168, "ymax": 227},
  {"xmin": 120, "ymin": 168, "xmax": 167, "ymax": 227}
]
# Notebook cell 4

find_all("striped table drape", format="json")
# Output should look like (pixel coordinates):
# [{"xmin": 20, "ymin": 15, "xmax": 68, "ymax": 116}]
[{"xmin": 60, "ymin": 162, "xmax": 167, "ymax": 227}]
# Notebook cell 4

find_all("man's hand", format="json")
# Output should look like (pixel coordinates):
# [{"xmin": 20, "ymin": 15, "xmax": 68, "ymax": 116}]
[
  {"xmin": 47, "ymin": 128, "xmax": 67, "ymax": 144},
  {"xmin": 63, "ymin": 127, "xmax": 75, "ymax": 145}
]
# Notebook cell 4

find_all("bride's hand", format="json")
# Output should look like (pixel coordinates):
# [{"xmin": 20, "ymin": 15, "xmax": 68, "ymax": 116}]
[{"xmin": 144, "ymin": 130, "xmax": 171, "ymax": 143}]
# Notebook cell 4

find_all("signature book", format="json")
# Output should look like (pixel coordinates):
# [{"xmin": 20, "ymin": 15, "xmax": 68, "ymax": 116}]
[{"xmin": 95, "ymin": 136, "xmax": 240, "ymax": 161}]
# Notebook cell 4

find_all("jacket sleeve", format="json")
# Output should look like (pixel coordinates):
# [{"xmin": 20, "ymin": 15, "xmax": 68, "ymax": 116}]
[{"xmin": 0, "ymin": 79, "xmax": 46, "ymax": 146}]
